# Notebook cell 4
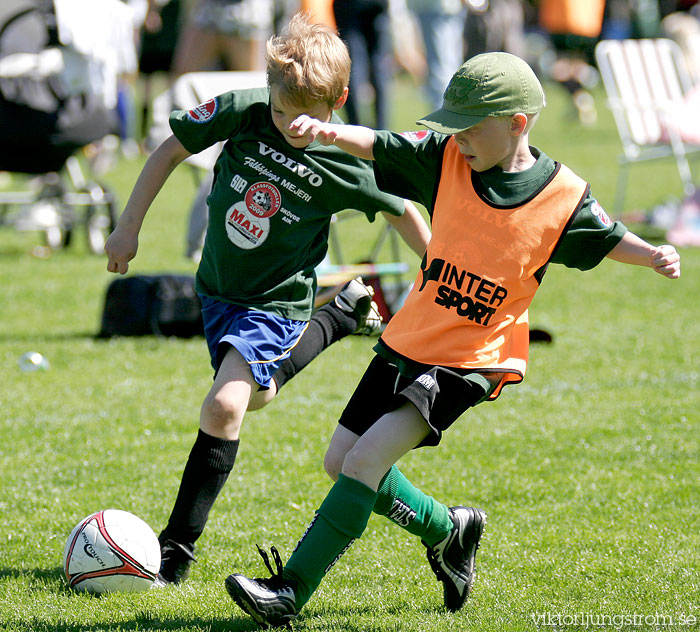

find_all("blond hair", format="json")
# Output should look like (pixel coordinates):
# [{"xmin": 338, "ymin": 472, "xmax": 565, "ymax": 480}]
[{"xmin": 266, "ymin": 13, "xmax": 350, "ymax": 107}]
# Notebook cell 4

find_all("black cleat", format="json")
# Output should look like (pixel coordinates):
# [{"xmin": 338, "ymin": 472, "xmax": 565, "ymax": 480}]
[
  {"xmin": 151, "ymin": 538, "xmax": 196, "ymax": 588},
  {"xmin": 423, "ymin": 506, "xmax": 486, "ymax": 611},
  {"xmin": 225, "ymin": 546, "xmax": 298, "ymax": 629}
]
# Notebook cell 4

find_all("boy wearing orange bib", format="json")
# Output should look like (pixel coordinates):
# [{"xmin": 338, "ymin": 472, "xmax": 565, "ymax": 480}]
[{"xmin": 224, "ymin": 53, "xmax": 681, "ymax": 628}]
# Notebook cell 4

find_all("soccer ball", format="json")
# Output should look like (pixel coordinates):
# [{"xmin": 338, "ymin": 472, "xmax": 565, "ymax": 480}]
[
  {"xmin": 63, "ymin": 509, "xmax": 161, "ymax": 593},
  {"xmin": 252, "ymin": 190, "xmax": 271, "ymax": 212}
]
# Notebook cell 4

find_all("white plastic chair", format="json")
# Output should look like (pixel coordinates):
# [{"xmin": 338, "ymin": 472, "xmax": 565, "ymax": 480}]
[{"xmin": 595, "ymin": 38, "xmax": 700, "ymax": 214}]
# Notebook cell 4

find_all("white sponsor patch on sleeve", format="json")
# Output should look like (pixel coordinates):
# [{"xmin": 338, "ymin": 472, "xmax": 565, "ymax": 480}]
[
  {"xmin": 590, "ymin": 199, "xmax": 612, "ymax": 227},
  {"xmin": 400, "ymin": 130, "xmax": 431, "ymax": 142},
  {"xmin": 186, "ymin": 98, "xmax": 218, "ymax": 123}
]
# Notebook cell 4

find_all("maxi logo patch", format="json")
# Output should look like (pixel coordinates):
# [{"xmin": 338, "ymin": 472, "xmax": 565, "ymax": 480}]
[
  {"xmin": 225, "ymin": 202, "xmax": 269, "ymax": 250},
  {"xmin": 186, "ymin": 98, "xmax": 218, "ymax": 123},
  {"xmin": 225, "ymin": 183, "xmax": 282, "ymax": 250},
  {"xmin": 244, "ymin": 182, "xmax": 281, "ymax": 219}
]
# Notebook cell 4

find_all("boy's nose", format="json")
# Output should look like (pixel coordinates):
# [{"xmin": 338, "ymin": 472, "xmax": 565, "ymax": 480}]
[{"xmin": 454, "ymin": 135, "xmax": 468, "ymax": 148}]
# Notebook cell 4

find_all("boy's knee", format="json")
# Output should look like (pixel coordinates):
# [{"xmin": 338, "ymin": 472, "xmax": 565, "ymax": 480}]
[
  {"xmin": 201, "ymin": 391, "xmax": 245, "ymax": 434},
  {"xmin": 323, "ymin": 442, "xmax": 356, "ymax": 481},
  {"xmin": 324, "ymin": 425, "xmax": 361, "ymax": 481},
  {"xmin": 339, "ymin": 445, "xmax": 370, "ymax": 481},
  {"xmin": 323, "ymin": 448, "xmax": 344, "ymax": 481}
]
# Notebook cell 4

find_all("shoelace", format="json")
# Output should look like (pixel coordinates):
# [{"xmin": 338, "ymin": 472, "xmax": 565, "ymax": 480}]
[{"xmin": 254, "ymin": 544, "xmax": 287, "ymax": 589}]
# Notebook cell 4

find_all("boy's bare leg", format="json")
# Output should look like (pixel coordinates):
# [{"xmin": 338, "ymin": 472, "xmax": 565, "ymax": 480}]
[
  {"xmin": 226, "ymin": 402, "xmax": 484, "ymax": 622},
  {"xmin": 340, "ymin": 402, "xmax": 429, "ymax": 489},
  {"xmin": 200, "ymin": 347, "xmax": 256, "ymax": 439},
  {"xmin": 156, "ymin": 347, "xmax": 257, "ymax": 585},
  {"xmin": 157, "ymin": 277, "xmax": 381, "ymax": 584},
  {"xmin": 323, "ymin": 425, "xmax": 360, "ymax": 481}
]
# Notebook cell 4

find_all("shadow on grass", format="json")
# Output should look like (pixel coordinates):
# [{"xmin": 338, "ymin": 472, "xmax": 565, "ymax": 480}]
[
  {"xmin": 296, "ymin": 602, "xmax": 449, "ymax": 632},
  {"xmin": 6, "ymin": 617, "xmax": 260, "ymax": 632},
  {"xmin": 1, "ymin": 566, "xmax": 260, "ymax": 632},
  {"xmin": 0, "ymin": 565, "xmax": 66, "ymax": 584},
  {"xmin": 1, "ymin": 567, "xmax": 448, "ymax": 631}
]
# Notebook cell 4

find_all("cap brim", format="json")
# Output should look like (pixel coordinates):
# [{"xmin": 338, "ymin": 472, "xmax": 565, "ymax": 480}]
[{"xmin": 416, "ymin": 108, "xmax": 487, "ymax": 134}]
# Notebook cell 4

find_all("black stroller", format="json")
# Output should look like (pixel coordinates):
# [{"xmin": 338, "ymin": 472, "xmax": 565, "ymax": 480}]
[{"xmin": 0, "ymin": 0, "xmax": 119, "ymax": 253}]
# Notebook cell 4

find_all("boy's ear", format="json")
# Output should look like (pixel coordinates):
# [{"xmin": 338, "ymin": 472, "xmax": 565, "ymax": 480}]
[
  {"xmin": 332, "ymin": 87, "xmax": 349, "ymax": 111},
  {"xmin": 510, "ymin": 113, "xmax": 529, "ymax": 135}
]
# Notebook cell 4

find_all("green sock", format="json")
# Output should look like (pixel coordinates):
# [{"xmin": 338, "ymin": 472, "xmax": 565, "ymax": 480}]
[
  {"xmin": 283, "ymin": 474, "xmax": 377, "ymax": 609},
  {"xmin": 373, "ymin": 465, "xmax": 453, "ymax": 546}
]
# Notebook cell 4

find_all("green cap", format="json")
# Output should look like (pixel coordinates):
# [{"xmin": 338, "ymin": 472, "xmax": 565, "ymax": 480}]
[{"xmin": 417, "ymin": 52, "xmax": 546, "ymax": 134}]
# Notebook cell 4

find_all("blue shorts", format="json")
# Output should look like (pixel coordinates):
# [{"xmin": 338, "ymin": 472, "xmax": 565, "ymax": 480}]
[{"xmin": 200, "ymin": 296, "xmax": 308, "ymax": 388}]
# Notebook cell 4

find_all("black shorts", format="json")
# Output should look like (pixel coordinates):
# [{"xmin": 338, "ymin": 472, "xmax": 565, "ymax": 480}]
[{"xmin": 338, "ymin": 355, "xmax": 494, "ymax": 447}]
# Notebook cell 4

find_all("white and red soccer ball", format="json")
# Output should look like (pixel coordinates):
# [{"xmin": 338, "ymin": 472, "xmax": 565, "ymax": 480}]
[{"xmin": 63, "ymin": 509, "xmax": 160, "ymax": 593}]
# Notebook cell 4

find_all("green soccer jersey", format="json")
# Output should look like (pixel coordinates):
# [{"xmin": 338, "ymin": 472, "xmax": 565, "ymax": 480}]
[
  {"xmin": 169, "ymin": 88, "xmax": 405, "ymax": 320},
  {"xmin": 373, "ymin": 130, "xmax": 627, "ymax": 271}
]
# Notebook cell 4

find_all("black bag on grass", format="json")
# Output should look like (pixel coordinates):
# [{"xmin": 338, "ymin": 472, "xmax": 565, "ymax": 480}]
[{"xmin": 98, "ymin": 274, "xmax": 203, "ymax": 338}]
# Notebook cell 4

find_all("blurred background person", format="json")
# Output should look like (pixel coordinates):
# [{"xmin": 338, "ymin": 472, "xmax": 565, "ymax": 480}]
[
  {"xmin": 660, "ymin": 1, "xmax": 700, "ymax": 83},
  {"xmin": 538, "ymin": 0, "xmax": 605, "ymax": 126},
  {"xmin": 164, "ymin": 0, "xmax": 276, "ymax": 260},
  {"xmin": 463, "ymin": 0, "xmax": 527, "ymax": 59},
  {"xmin": 405, "ymin": 0, "xmax": 466, "ymax": 109},
  {"xmin": 137, "ymin": 0, "xmax": 183, "ymax": 140},
  {"xmin": 333, "ymin": 0, "xmax": 392, "ymax": 128},
  {"xmin": 299, "ymin": 0, "xmax": 336, "ymax": 27},
  {"xmin": 171, "ymin": 0, "xmax": 275, "ymax": 74}
]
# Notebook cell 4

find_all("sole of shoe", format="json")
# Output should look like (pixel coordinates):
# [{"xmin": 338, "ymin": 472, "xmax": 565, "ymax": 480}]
[
  {"xmin": 226, "ymin": 575, "xmax": 271, "ymax": 628},
  {"xmin": 225, "ymin": 574, "xmax": 298, "ymax": 629}
]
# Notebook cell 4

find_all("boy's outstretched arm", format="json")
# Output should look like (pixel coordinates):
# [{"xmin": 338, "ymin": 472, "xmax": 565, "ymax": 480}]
[
  {"xmin": 382, "ymin": 201, "xmax": 431, "ymax": 257},
  {"xmin": 105, "ymin": 135, "xmax": 191, "ymax": 275},
  {"xmin": 289, "ymin": 115, "xmax": 376, "ymax": 160},
  {"xmin": 606, "ymin": 232, "xmax": 681, "ymax": 279}
]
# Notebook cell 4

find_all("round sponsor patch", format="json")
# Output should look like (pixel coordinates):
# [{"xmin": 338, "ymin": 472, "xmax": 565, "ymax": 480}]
[
  {"xmin": 590, "ymin": 200, "xmax": 612, "ymax": 227},
  {"xmin": 225, "ymin": 202, "xmax": 270, "ymax": 250},
  {"xmin": 186, "ymin": 98, "xmax": 218, "ymax": 123},
  {"xmin": 244, "ymin": 182, "xmax": 281, "ymax": 219},
  {"xmin": 400, "ymin": 130, "xmax": 431, "ymax": 142}
]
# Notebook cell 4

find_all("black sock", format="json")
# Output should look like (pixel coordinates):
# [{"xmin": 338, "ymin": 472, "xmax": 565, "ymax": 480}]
[
  {"xmin": 272, "ymin": 302, "xmax": 356, "ymax": 390},
  {"xmin": 160, "ymin": 429, "xmax": 239, "ymax": 550}
]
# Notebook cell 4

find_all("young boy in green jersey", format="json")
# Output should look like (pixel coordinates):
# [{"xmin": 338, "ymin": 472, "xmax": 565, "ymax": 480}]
[
  {"xmin": 104, "ymin": 13, "xmax": 430, "ymax": 586},
  {"xmin": 224, "ymin": 52, "xmax": 681, "ymax": 627}
]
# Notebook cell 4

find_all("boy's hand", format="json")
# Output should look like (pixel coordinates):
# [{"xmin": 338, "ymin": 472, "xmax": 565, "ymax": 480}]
[
  {"xmin": 651, "ymin": 245, "xmax": 681, "ymax": 279},
  {"xmin": 105, "ymin": 226, "xmax": 138, "ymax": 275},
  {"xmin": 289, "ymin": 115, "xmax": 339, "ymax": 145}
]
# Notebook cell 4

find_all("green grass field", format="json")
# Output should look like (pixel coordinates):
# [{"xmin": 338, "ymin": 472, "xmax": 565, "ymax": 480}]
[{"xmin": 1, "ymin": 77, "xmax": 699, "ymax": 632}]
